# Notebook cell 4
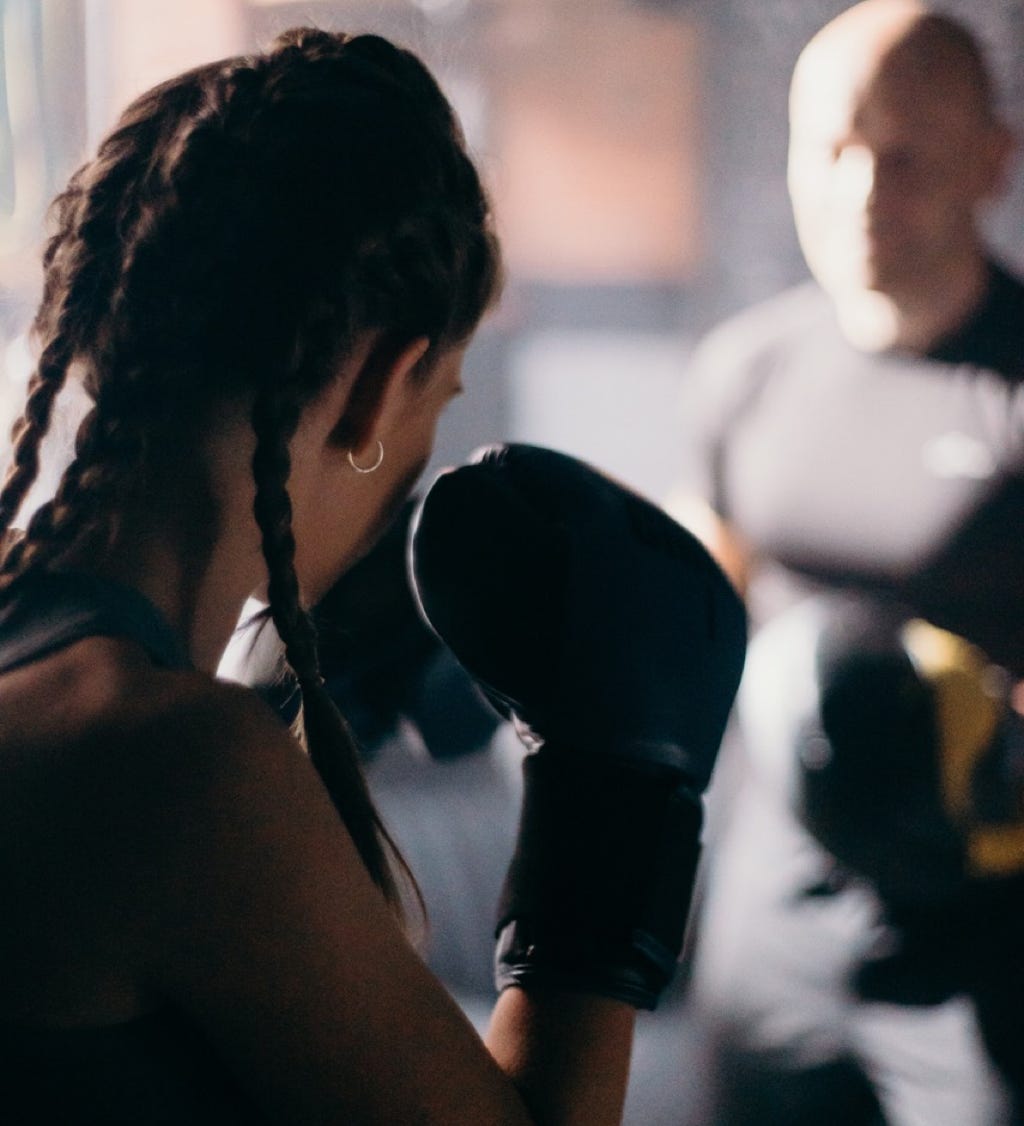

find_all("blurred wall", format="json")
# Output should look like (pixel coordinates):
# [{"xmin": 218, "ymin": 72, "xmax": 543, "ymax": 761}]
[{"xmin": 2, "ymin": 0, "xmax": 1023, "ymax": 503}]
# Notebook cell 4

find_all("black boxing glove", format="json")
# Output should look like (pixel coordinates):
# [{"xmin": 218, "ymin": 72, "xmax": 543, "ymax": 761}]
[
  {"xmin": 408, "ymin": 443, "xmax": 747, "ymax": 1008},
  {"xmin": 795, "ymin": 597, "xmax": 967, "ymax": 908}
]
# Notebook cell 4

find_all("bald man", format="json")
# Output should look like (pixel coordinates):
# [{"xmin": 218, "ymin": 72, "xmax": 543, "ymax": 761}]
[{"xmin": 671, "ymin": 3, "xmax": 1024, "ymax": 1124}]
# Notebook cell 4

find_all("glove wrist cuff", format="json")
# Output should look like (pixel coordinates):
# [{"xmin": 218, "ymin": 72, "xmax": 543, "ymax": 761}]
[
  {"xmin": 495, "ymin": 750, "xmax": 703, "ymax": 1010},
  {"xmin": 494, "ymin": 919, "xmax": 683, "ymax": 1009}
]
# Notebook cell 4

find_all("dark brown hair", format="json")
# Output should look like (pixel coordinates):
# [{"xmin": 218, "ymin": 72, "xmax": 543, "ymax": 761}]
[{"xmin": 0, "ymin": 27, "xmax": 502, "ymax": 911}]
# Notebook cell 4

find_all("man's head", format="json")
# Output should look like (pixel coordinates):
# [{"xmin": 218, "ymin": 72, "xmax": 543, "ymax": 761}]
[{"xmin": 787, "ymin": 1, "xmax": 1012, "ymax": 331}]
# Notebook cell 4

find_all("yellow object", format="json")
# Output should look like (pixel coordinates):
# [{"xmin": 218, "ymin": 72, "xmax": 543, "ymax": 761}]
[
  {"xmin": 902, "ymin": 620, "xmax": 1024, "ymax": 877},
  {"xmin": 969, "ymin": 825, "xmax": 1024, "ymax": 877}
]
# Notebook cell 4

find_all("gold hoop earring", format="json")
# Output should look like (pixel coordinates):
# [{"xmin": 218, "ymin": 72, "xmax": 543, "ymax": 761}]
[{"xmin": 347, "ymin": 440, "xmax": 384, "ymax": 474}]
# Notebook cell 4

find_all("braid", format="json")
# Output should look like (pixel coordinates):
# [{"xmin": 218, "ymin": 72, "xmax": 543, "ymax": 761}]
[
  {"xmin": 0, "ymin": 168, "xmax": 103, "ymax": 547},
  {"xmin": 0, "ymin": 339, "xmax": 73, "ymax": 546},
  {"xmin": 3, "ymin": 26, "xmax": 500, "ymax": 919},
  {"xmin": 251, "ymin": 384, "xmax": 418, "ymax": 916},
  {"xmin": 0, "ymin": 82, "xmax": 211, "ymax": 572},
  {"xmin": 0, "ymin": 375, "xmax": 152, "ymax": 581}
]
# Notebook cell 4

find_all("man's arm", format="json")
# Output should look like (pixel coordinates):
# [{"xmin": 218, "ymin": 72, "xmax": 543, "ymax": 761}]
[{"xmin": 662, "ymin": 488, "xmax": 751, "ymax": 597}]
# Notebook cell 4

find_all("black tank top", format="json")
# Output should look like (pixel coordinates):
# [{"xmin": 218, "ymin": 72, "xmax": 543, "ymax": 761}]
[
  {"xmin": 0, "ymin": 570, "xmax": 192, "ymax": 675},
  {"xmin": 0, "ymin": 571, "xmax": 270, "ymax": 1125}
]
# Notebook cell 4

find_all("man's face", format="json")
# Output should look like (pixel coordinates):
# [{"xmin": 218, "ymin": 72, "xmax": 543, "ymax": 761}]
[{"xmin": 787, "ymin": 51, "xmax": 1003, "ymax": 303}]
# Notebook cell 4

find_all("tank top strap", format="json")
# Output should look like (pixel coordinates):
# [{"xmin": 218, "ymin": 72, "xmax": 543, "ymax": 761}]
[{"xmin": 0, "ymin": 571, "xmax": 193, "ymax": 674}]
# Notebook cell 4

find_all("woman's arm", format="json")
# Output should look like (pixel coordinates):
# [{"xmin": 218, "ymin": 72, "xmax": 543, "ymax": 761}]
[
  {"xmin": 133, "ymin": 679, "xmax": 629, "ymax": 1125},
  {"xmin": 486, "ymin": 989, "xmax": 635, "ymax": 1125}
]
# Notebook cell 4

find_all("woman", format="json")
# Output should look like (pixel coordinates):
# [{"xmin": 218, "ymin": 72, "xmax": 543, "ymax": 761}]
[{"xmin": 0, "ymin": 27, "xmax": 740, "ymax": 1124}]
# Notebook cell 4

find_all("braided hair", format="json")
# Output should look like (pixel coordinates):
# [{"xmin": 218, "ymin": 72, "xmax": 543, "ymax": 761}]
[{"xmin": 0, "ymin": 28, "xmax": 502, "ymax": 911}]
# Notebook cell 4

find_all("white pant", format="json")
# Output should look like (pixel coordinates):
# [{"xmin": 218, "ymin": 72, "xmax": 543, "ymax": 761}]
[{"xmin": 690, "ymin": 773, "xmax": 1013, "ymax": 1126}]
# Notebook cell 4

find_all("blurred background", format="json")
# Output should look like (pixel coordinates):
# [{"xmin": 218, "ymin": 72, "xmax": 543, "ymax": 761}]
[
  {"xmin": 3, "ymin": 3, "xmax": 1024, "ymax": 1122},
  {"xmin": 3, "ymin": 0, "xmax": 1023, "ymax": 507}
]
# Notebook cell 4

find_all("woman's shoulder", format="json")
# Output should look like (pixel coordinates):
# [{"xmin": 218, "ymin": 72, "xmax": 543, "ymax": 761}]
[
  {"xmin": 0, "ymin": 642, "xmax": 325, "ymax": 1020},
  {"xmin": 0, "ymin": 635, "xmax": 314, "ymax": 858},
  {"xmin": 117, "ymin": 656, "xmax": 295, "ymax": 756},
  {"xmin": 3, "ymin": 632, "xmax": 291, "ymax": 758},
  {"xmin": 88, "ymin": 652, "xmax": 312, "ymax": 818}
]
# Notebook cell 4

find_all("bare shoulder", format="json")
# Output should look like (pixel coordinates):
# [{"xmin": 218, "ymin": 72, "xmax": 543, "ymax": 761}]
[
  {"xmin": 73, "ymin": 657, "xmax": 330, "ymax": 873},
  {"xmin": 107, "ymin": 658, "xmax": 306, "ymax": 788},
  {"xmin": 0, "ymin": 630, "xmax": 289, "ymax": 754},
  {"xmin": 0, "ymin": 639, "xmax": 324, "ymax": 1019},
  {"xmin": 0, "ymin": 637, "xmax": 309, "ymax": 818},
  {"xmin": 0, "ymin": 635, "xmax": 324, "ymax": 930}
]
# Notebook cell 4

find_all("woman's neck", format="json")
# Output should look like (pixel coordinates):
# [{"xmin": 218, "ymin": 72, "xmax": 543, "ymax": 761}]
[{"xmin": 61, "ymin": 434, "xmax": 265, "ymax": 673}]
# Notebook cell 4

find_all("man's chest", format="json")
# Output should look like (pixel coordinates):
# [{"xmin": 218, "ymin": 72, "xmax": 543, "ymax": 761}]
[{"xmin": 722, "ymin": 352, "xmax": 1023, "ymax": 585}]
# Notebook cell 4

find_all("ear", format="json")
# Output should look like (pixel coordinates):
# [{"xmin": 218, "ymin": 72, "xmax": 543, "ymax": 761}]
[{"xmin": 329, "ymin": 335, "xmax": 431, "ymax": 457}]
